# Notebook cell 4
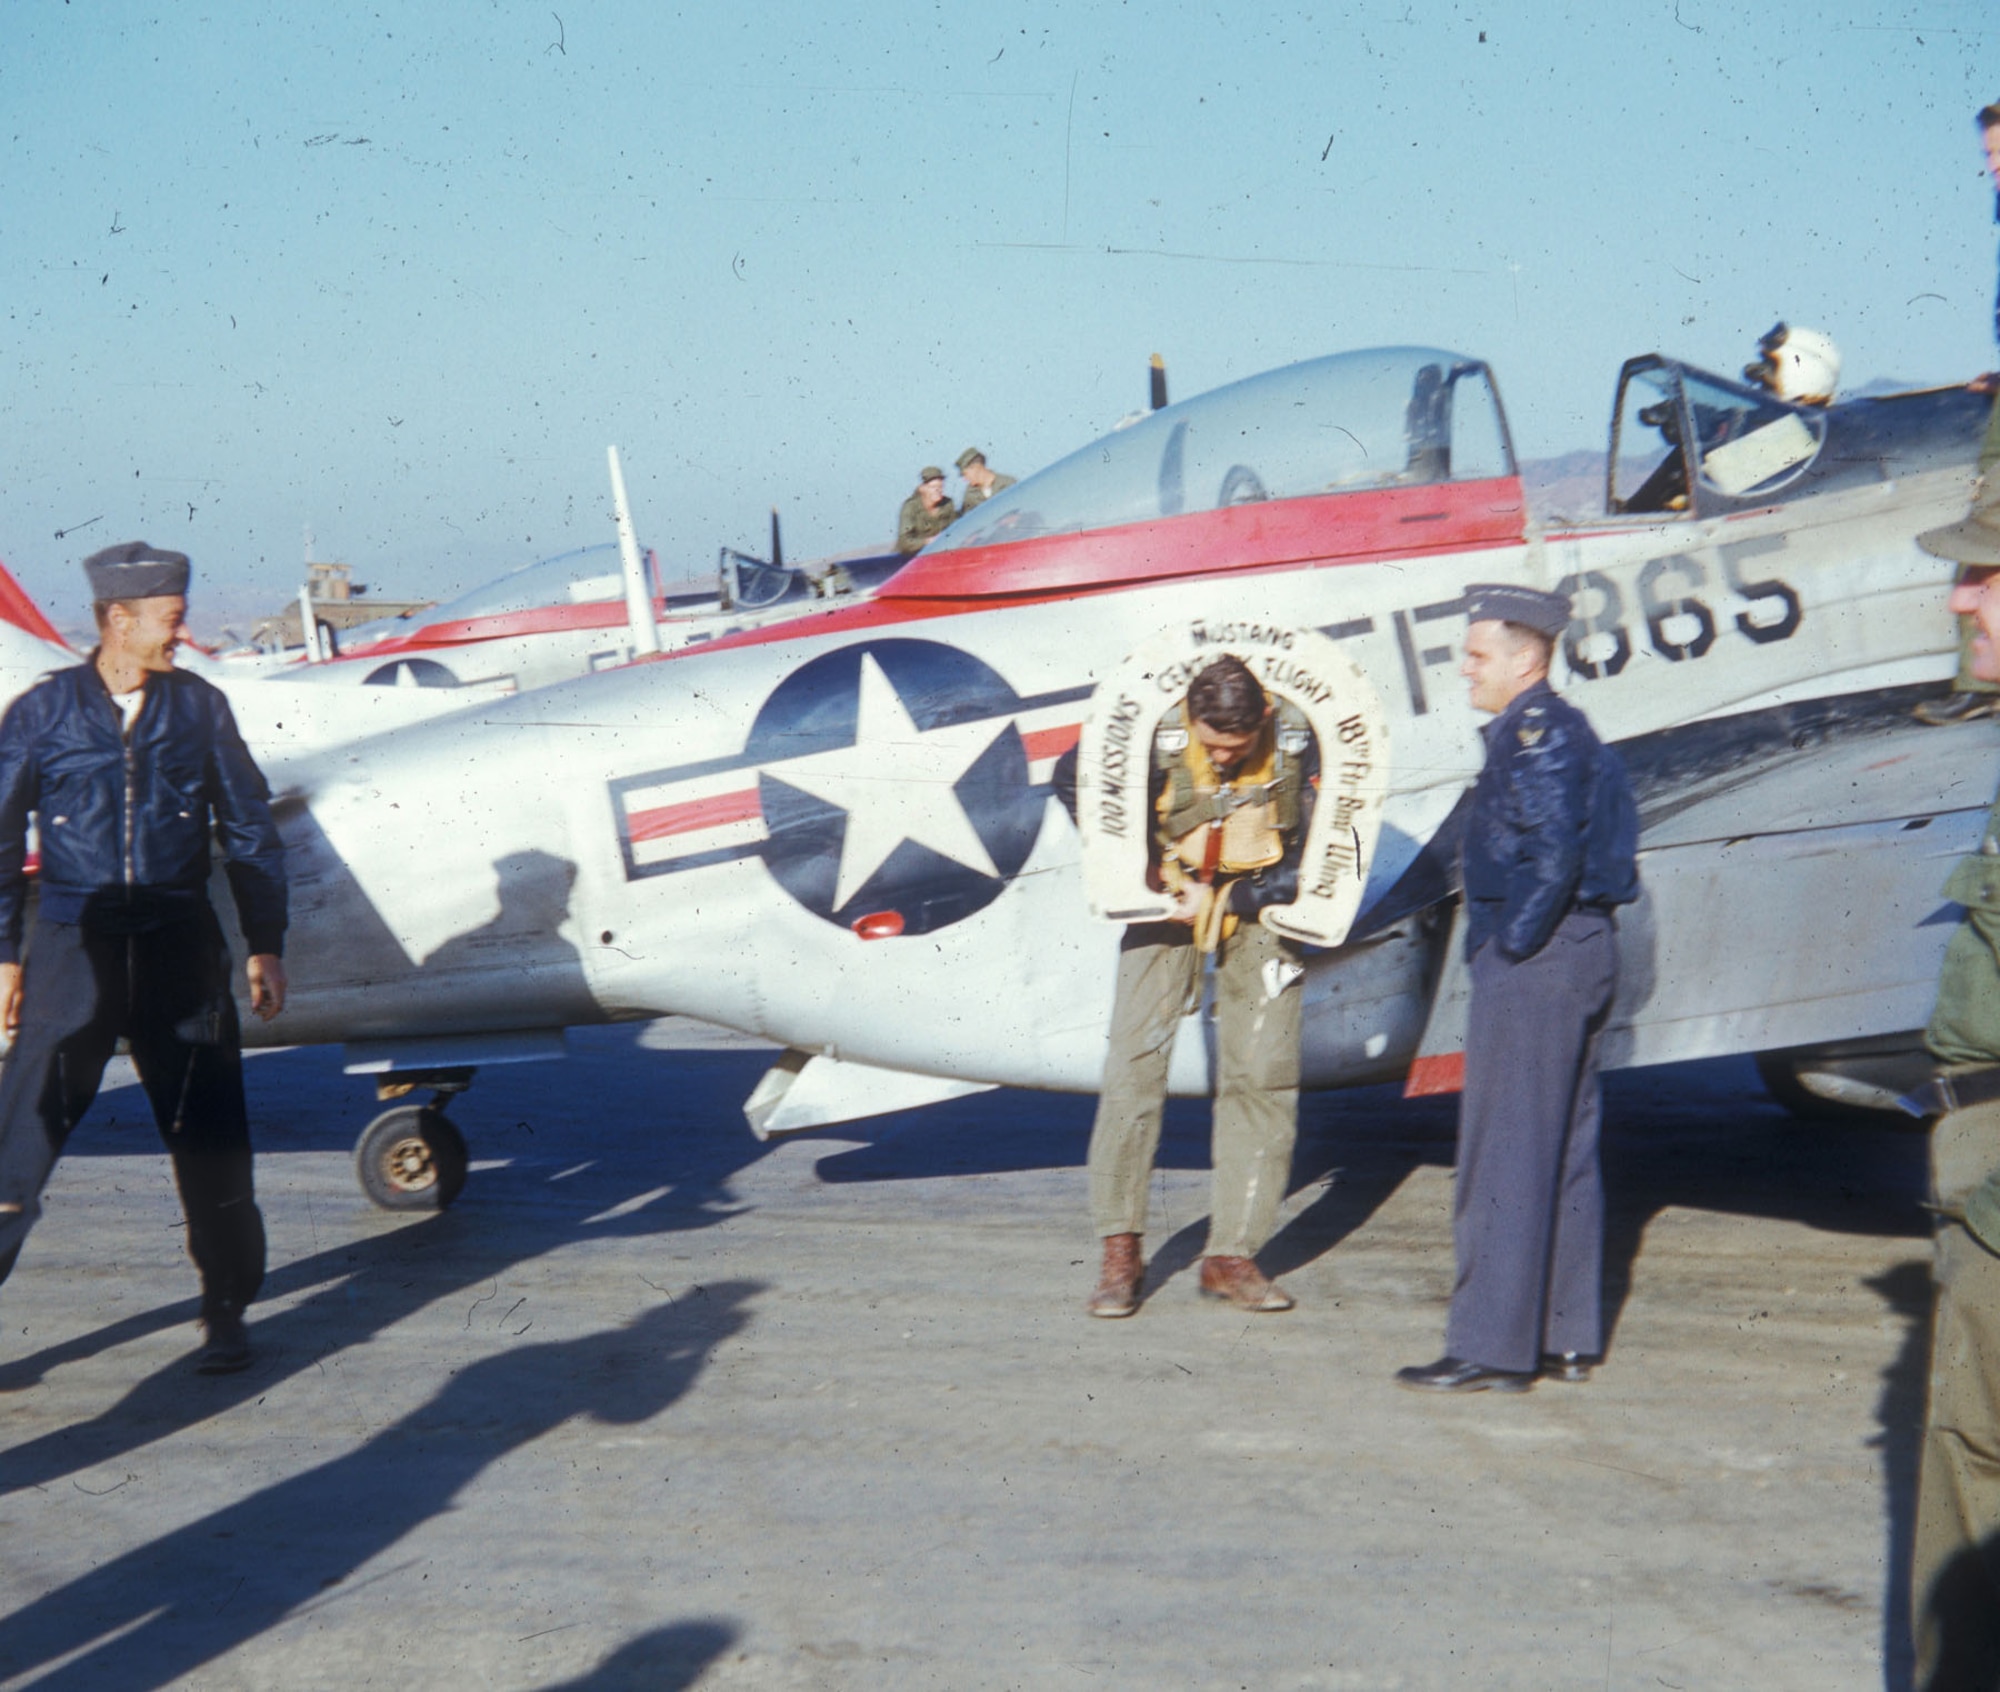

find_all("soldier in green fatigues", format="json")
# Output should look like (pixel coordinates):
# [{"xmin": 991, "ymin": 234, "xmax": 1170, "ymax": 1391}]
[
  {"xmin": 954, "ymin": 447, "xmax": 1016, "ymax": 512},
  {"xmin": 1914, "ymin": 100, "xmax": 2000, "ymax": 727},
  {"xmin": 1911, "ymin": 560, "xmax": 2000, "ymax": 1689},
  {"xmin": 894, "ymin": 467, "xmax": 957, "ymax": 555}
]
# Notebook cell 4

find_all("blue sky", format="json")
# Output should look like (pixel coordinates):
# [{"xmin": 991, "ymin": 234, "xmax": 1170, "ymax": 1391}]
[{"xmin": 3, "ymin": 1, "xmax": 1996, "ymax": 630}]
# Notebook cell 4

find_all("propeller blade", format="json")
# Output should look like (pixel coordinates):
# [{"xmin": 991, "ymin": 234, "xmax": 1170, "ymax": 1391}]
[
  {"xmin": 1149, "ymin": 353, "xmax": 1168, "ymax": 411},
  {"xmin": 770, "ymin": 507, "xmax": 783, "ymax": 569}
]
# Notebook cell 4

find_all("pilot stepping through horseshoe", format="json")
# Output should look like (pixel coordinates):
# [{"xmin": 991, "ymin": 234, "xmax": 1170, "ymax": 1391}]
[
  {"xmin": 1078, "ymin": 653, "xmax": 1317, "ymax": 1317},
  {"xmin": 1397, "ymin": 584, "xmax": 1639, "ymax": 1394},
  {"xmin": 0, "ymin": 543, "xmax": 288, "ymax": 1376}
]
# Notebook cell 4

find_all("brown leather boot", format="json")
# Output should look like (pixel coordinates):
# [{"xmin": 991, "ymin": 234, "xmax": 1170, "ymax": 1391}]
[
  {"xmin": 1087, "ymin": 1233, "xmax": 1143, "ymax": 1318},
  {"xmin": 1198, "ymin": 1255, "xmax": 1295, "ymax": 1312}
]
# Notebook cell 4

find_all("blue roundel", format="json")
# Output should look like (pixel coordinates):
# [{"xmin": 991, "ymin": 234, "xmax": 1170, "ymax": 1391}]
[{"xmin": 747, "ymin": 639, "xmax": 1043, "ymax": 935}]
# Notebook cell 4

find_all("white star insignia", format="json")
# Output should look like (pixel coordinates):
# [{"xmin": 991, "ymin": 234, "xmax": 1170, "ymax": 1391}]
[{"xmin": 763, "ymin": 652, "xmax": 1012, "ymax": 910}]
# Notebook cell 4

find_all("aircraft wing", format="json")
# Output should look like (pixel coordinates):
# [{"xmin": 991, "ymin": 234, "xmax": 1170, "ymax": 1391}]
[{"xmin": 1406, "ymin": 702, "xmax": 2000, "ymax": 1093}]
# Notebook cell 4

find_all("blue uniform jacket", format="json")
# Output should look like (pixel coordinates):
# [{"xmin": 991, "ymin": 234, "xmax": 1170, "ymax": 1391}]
[
  {"xmin": 1461, "ymin": 679, "xmax": 1638, "ymax": 962},
  {"xmin": 0, "ymin": 662, "xmax": 287, "ymax": 963}
]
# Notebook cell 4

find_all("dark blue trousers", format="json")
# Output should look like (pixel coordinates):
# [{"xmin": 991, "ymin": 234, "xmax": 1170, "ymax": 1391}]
[
  {"xmin": 1446, "ymin": 909, "xmax": 1616, "ymax": 1374},
  {"xmin": 0, "ymin": 909, "xmax": 265, "ymax": 1315}
]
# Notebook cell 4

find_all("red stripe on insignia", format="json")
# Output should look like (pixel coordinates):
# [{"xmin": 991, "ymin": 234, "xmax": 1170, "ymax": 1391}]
[
  {"xmin": 1023, "ymin": 723, "xmax": 1080, "ymax": 761},
  {"xmin": 625, "ymin": 787, "xmax": 762, "ymax": 844},
  {"xmin": 1403, "ymin": 1052, "xmax": 1465, "ymax": 1098}
]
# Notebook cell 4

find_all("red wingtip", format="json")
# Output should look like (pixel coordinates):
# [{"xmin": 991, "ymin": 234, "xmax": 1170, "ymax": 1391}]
[{"xmin": 0, "ymin": 558, "xmax": 69, "ymax": 649}]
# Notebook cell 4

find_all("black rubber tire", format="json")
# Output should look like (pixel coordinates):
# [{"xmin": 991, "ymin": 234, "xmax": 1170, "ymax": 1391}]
[{"xmin": 354, "ymin": 1104, "xmax": 469, "ymax": 1211}]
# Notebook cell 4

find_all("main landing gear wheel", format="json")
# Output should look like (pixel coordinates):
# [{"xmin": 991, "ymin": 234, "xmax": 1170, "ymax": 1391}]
[{"xmin": 355, "ymin": 1104, "xmax": 469, "ymax": 1211}]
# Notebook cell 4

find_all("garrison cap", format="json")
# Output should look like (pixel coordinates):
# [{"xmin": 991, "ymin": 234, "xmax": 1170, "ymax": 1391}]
[
  {"xmin": 918, "ymin": 465, "xmax": 946, "ymax": 484},
  {"xmin": 83, "ymin": 541, "xmax": 191, "ymax": 602},
  {"xmin": 954, "ymin": 447, "xmax": 986, "ymax": 471},
  {"xmin": 1919, "ymin": 474, "xmax": 2000, "ymax": 567},
  {"xmin": 1464, "ymin": 582, "xmax": 1571, "ymax": 638}
]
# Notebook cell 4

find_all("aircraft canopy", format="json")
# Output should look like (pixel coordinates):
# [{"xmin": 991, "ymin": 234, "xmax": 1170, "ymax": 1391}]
[{"xmin": 926, "ymin": 346, "xmax": 1515, "ymax": 555}]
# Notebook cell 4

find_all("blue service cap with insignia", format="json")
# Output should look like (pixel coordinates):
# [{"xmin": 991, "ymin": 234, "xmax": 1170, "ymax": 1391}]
[
  {"xmin": 82, "ymin": 541, "xmax": 191, "ymax": 602},
  {"xmin": 1463, "ymin": 582, "xmax": 1571, "ymax": 638}
]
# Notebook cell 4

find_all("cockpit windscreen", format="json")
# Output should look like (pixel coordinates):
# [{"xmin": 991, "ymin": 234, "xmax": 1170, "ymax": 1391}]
[{"xmin": 926, "ymin": 347, "xmax": 1514, "ymax": 554}]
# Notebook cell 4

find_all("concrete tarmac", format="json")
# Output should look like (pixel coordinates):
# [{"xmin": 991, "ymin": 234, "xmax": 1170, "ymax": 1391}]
[{"xmin": 0, "ymin": 1024, "xmax": 1937, "ymax": 1690}]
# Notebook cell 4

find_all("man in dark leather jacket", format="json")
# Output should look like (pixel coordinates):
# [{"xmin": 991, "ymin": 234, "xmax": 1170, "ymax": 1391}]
[
  {"xmin": 1398, "ymin": 583, "xmax": 1638, "ymax": 1394},
  {"xmin": 0, "ymin": 542, "xmax": 286, "ymax": 1374}
]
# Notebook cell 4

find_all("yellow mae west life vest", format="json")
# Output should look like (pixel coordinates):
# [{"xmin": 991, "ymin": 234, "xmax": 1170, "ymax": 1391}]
[{"xmin": 1152, "ymin": 699, "xmax": 1309, "ymax": 949}]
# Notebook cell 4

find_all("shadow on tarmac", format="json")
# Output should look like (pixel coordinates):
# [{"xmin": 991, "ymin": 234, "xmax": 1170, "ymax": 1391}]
[
  {"xmin": 0, "ymin": 1289, "xmax": 758, "ymax": 1690},
  {"xmin": 4, "ymin": 1029, "xmax": 1944, "ymax": 1687},
  {"xmin": 1867, "ymin": 1259, "xmax": 1934, "ymax": 1692},
  {"xmin": 1914, "ymin": 1525, "xmax": 2000, "ymax": 1692},
  {"xmin": 813, "ymin": 1045, "xmax": 1943, "ymax": 1690},
  {"xmin": 810, "ymin": 1051, "xmax": 1933, "ymax": 1300},
  {"xmin": 0, "ymin": 1035, "xmax": 772, "ymax": 1494},
  {"xmin": 531, "ymin": 1620, "xmax": 738, "ymax": 1690}
]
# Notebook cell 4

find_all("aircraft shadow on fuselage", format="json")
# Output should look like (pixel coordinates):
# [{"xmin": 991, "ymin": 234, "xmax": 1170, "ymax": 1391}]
[
  {"xmin": 0, "ymin": 1288, "xmax": 759, "ymax": 1692},
  {"xmin": 261, "ymin": 802, "xmax": 600, "ymax": 1040}
]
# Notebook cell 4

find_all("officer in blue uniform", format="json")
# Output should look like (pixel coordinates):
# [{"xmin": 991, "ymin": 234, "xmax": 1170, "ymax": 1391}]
[
  {"xmin": 0, "ymin": 543, "xmax": 287, "ymax": 1374},
  {"xmin": 1397, "ymin": 583, "xmax": 1639, "ymax": 1393}
]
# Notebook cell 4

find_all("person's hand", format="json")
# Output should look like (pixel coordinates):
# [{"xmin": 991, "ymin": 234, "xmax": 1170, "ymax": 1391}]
[
  {"xmin": 1165, "ymin": 883, "xmax": 1208, "ymax": 927},
  {"xmin": 0, "ymin": 962, "xmax": 19, "ymax": 1037},
  {"xmin": 247, "ymin": 954, "xmax": 287, "ymax": 1021}
]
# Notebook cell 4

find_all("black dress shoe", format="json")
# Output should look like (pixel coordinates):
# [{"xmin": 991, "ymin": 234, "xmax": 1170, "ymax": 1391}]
[
  {"xmin": 1540, "ymin": 1351, "xmax": 1596, "ymax": 1383},
  {"xmin": 196, "ymin": 1306, "xmax": 254, "ymax": 1375},
  {"xmin": 1393, "ymin": 1355, "xmax": 1533, "ymax": 1394}
]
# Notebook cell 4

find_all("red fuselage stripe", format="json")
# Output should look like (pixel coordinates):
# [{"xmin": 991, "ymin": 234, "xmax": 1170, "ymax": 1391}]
[
  {"xmin": 644, "ymin": 480, "xmax": 1525, "ymax": 668},
  {"xmin": 338, "ymin": 597, "xmax": 705, "ymax": 661},
  {"xmin": 883, "ymin": 476, "xmax": 1523, "ymax": 601}
]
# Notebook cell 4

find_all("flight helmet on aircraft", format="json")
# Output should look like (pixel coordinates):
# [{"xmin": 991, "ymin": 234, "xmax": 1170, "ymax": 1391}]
[{"xmin": 1743, "ymin": 323, "xmax": 1840, "ymax": 406}]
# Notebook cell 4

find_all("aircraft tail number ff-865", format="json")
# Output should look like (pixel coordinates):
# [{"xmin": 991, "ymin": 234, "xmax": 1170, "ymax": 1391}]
[{"xmin": 2, "ymin": 342, "xmax": 1991, "ymax": 1205}]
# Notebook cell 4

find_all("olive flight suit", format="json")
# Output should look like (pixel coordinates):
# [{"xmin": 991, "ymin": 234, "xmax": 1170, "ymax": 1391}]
[
  {"xmin": 895, "ymin": 489, "xmax": 957, "ymax": 555},
  {"xmin": 1914, "ymin": 792, "xmax": 2000, "ymax": 1690},
  {"xmin": 1087, "ymin": 700, "xmax": 1316, "ymax": 1260}
]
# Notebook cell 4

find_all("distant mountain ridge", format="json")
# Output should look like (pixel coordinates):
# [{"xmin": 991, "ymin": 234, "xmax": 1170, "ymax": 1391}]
[{"xmin": 1520, "ymin": 450, "xmax": 1607, "ymax": 525}]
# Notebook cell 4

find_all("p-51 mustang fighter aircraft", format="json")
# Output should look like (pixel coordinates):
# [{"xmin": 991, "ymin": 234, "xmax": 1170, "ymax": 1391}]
[
  {"xmin": 278, "ymin": 529, "xmax": 905, "ymax": 697},
  {"xmin": 0, "ymin": 560, "xmax": 516, "ymax": 768},
  {"xmin": 6, "ymin": 343, "xmax": 1990, "ymax": 1208},
  {"xmin": 260, "ymin": 448, "xmax": 903, "ymax": 697}
]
